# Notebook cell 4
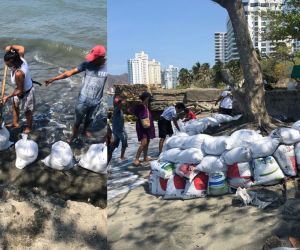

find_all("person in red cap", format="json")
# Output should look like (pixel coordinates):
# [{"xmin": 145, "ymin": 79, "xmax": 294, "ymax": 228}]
[{"xmin": 45, "ymin": 45, "xmax": 107, "ymax": 142}]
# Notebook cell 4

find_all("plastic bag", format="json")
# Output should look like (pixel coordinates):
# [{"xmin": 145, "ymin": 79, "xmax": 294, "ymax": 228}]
[
  {"xmin": 159, "ymin": 148, "xmax": 182, "ymax": 163},
  {"xmin": 0, "ymin": 123, "xmax": 13, "ymax": 151},
  {"xmin": 182, "ymin": 172, "xmax": 208, "ymax": 199},
  {"xmin": 150, "ymin": 161, "xmax": 175, "ymax": 179},
  {"xmin": 252, "ymin": 156, "xmax": 285, "ymax": 185},
  {"xmin": 15, "ymin": 134, "xmax": 38, "ymax": 169},
  {"xmin": 196, "ymin": 155, "xmax": 226, "ymax": 173},
  {"xmin": 42, "ymin": 141, "xmax": 74, "ymax": 170},
  {"xmin": 164, "ymin": 174, "xmax": 186, "ymax": 200},
  {"xmin": 273, "ymin": 145, "xmax": 297, "ymax": 176},
  {"xmin": 175, "ymin": 163, "xmax": 199, "ymax": 181},
  {"xmin": 203, "ymin": 136, "xmax": 230, "ymax": 155},
  {"xmin": 177, "ymin": 148, "xmax": 205, "ymax": 164},
  {"xmin": 221, "ymin": 147, "xmax": 252, "ymax": 165},
  {"xmin": 79, "ymin": 144, "xmax": 107, "ymax": 174}
]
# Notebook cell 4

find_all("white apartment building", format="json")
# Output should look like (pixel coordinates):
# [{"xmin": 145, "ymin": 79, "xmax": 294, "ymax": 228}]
[
  {"xmin": 225, "ymin": 0, "xmax": 292, "ymax": 62},
  {"xmin": 148, "ymin": 59, "xmax": 162, "ymax": 86},
  {"xmin": 214, "ymin": 32, "xmax": 227, "ymax": 63},
  {"xmin": 128, "ymin": 51, "xmax": 149, "ymax": 85},
  {"xmin": 163, "ymin": 65, "xmax": 179, "ymax": 89}
]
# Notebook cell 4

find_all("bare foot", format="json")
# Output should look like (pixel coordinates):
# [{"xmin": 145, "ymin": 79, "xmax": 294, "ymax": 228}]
[
  {"xmin": 5, "ymin": 122, "xmax": 20, "ymax": 129},
  {"xmin": 23, "ymin": 127, "xmax": 32, "ymax": 134},
  {"xmin": 133, "ymin": 160, "xmax": 141, "ymax": 166},
  {"xmin": 143, "ymin": 156, "xmax": 154, "ymax": 162},
  {"xmin": 120, "ymin": 157, "xmax": 127, "ymax": 161}
]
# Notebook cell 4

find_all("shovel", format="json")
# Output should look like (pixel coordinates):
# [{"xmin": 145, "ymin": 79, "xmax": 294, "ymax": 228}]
[{"xmin": 0, "ymin": 65, "xmax": 8, "ymax": 124}]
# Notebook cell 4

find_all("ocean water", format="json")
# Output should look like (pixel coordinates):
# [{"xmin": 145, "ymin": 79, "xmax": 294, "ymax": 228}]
[
  {"xmin": 0, "ymin": 0, "xmax": 107, "ymax": 141},
  {"xmin": 0, "ymin": 0, "xmax": 107, "ymax": 205}
]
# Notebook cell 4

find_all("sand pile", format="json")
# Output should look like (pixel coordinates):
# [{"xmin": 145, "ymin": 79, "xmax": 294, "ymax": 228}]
[{"xmin": 0, "ymin": 185, "xmax": 107, "ymax": 249}]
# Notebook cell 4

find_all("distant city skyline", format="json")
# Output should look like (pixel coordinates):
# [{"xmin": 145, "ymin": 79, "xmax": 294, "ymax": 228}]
[{"xmin": 108, "ymin": 0, "xmax": 227, "ymax": 75}]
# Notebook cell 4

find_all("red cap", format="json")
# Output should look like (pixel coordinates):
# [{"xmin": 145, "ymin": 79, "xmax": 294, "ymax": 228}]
[{"xmin": 85, "ymin": 45, "xmax": 106, "ymax": 62}]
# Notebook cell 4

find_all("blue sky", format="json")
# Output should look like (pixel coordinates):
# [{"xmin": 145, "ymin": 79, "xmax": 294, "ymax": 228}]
[{"xmin": 108, "ymin": 0, "xmax": 228, "ymax": 75}]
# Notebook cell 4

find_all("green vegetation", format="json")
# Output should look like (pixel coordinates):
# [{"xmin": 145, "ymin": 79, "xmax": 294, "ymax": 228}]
[{"xmin": 264, "ymin": 0, "xmax": 300, "ymax": 41}]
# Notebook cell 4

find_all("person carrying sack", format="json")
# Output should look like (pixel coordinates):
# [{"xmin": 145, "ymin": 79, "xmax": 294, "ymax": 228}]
[{"xmin": 130, "ymin": 91, "xmax": 155, "ymax": 166}]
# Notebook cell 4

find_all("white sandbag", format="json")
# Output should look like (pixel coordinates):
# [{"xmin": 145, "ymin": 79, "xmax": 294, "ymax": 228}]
[
  {"xmin": 252, "ymin": 156, "xmax": 285, "ymax": 185},
  {"xmin": 15, "ymin": 134, "xmax": 38, "ymax": 169},
  {"xmin": 226, "ymin": 129, "xmax": 263, "ymax": 149},
  {"xmin": 270, "ymin": 127, "xmax": 300, "ymax": 145},
  {"xmin": 185, "ymin": 121, "xmax": 208, "ymax": 135},
  {"xmin": 42, "ymin": 141, "xmax": 74, "ymax": 171},
  {"xmin": 177, "ymin": 148, "xmax": 205, "ymax": 164},
  {"xmin": 0, "ymin": 123, "xmax": 13, "ymax": 151},
  {"xmin": 208, "ymin": 172, "xmax": 228, "ymax": 196},
  {"xmin": 150, "ymin": 161, "xmax": 175, "ymax": 179},
  {"xmin": 164, "ymin": 174, "xmax": 186, "ymax": 199},
  {"xmin": 149, "ymin": 171, "xmax": 168, "ymax": 196},
  {"xmin": 221, "ymin": 147, "xmax": 252, "ymax": 165},
  {"xmin": 201, "ymin": 117, "xmax": 220, "ymax": 127},
  {"xmin": 79, "ymin": 144, "xmax": 107, "ymax": 174},
  {"xmin": 159, "ymin": 148, "xmax": 182, "ymax": 163},
  {"xmin": 181, "ymin": 134, "xmax": 211, "ymax": 150},
  {"xmin": 203, "ymin": 136, "xmax": 229, "ymax": 155},
  {"xmin": 273, "ymin": 145, "xmax": 297, "ymax": 176},
  {"xmin": 196, "ymin": 155, "xmax": 226, "ymax": 173},
  {"xmin": 175, "ymin": 163, "xmax": 199, "ymax": 181},
  {"xmin": 182, "ymin": 172, "xmax": 208, "ymax": 199},
  {"xmin": 246, "ymin": 137, "xmax": 280, "ymax": 158},
  {"xmin": 176, "ymin": 120, "xmax": 186, "ymax": 133},
  {"xmin": 212, "ymin": 114, "xmax": 234, "ymax": 123},
  {"xmin": 292, "ymin": 120, "xmax": 300, "ymax": 132},
  {"xmin": 164, "ymin": 134, "xmax": 189, "ymax": 150},
  {"xmin": 227, "ymin": 162, "xmax": 253, "ymax": 188},
  {"xmin": 295, "ymin": 142, "xmax": 300, "ymax": 168}
]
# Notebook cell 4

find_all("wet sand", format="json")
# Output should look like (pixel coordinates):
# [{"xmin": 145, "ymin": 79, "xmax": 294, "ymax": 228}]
[{"xmin": 0, "ymin": 82, "xmax": 107, "ymax": 208}]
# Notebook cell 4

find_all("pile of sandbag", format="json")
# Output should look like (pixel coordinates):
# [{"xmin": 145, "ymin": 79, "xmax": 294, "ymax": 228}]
[
  {"xmin": 149, "ymin": 122, "xmax": 300, "ymax": 200},
  {"xmin": 181, "ymin": 114, "xmax": 242, "ymax": 135}
]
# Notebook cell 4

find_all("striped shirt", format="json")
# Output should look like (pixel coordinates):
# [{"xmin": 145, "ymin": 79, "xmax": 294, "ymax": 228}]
[{"xmin": 161, "ymin": 106, "xmax": 176, "ymax": 121}]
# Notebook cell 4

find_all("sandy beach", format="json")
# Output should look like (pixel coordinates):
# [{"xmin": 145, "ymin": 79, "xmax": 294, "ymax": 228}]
[
  {"xmin": 108, "ymin": 122, "xmax": 300, "ymax": 250},
  {"xmin": 0, "ymin": 185, "xmax": 107, "ymax": 249}
]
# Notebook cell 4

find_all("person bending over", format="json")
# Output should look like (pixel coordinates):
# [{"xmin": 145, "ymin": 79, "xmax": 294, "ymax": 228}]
[
  {"xmin": 158, "ymin": 102, "xmax": 185, "ymax": 154},
  {"xmin": 45, "ymin": 45, "xmax": 107, "ymax": 142}
]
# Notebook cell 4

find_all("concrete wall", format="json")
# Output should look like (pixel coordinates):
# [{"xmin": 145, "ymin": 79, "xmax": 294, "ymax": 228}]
[
  {"xmin": 114, "ymin": 84, "xmax": 300, "ymax": 120},
  {"xmin": 265, "ymin": 90, "xmax": 300, "ymax": 120}
]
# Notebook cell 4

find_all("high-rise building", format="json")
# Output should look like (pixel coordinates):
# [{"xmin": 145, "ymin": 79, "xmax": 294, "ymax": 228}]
[
  {"xmin": 224, "ymin": 0, "xmax": 299, "ymax": 63},
  {"xmin": 127, "ymin": 51, "xmax": 149, "ymax": 85},
  {"xmin": 148, "ymin": 59, "xmax": 162, "ymax": 86},
  {"xmin": 214, "ymin": 32, "xmax": 227, "ymax": 63},
  {"xmin": 163, "ymin": 65, "xmax": 179, "ymax": 89}
]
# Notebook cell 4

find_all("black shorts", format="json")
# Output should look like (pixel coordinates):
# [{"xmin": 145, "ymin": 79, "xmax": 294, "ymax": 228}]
[
  {"xmin": 158, "ymin": 117, "xmax": 173, "ymax": 139},
  {"xmin": 219, "ymin": 107, "xmax": 232, "ymax": 116}
]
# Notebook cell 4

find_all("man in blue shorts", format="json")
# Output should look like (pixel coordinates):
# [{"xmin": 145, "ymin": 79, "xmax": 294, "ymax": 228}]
[{"xmin": 45, "ymin": 45, "xmax": 107, "ymax": 142}]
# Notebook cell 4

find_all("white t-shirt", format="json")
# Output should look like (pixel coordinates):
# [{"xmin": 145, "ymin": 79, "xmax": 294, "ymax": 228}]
[
  {"xmin": 220, "ymin": 91, "xmax": 232, "ymax": 109},
  {"xmin": 11, "ymin": 58, "xmax": 33, "ymax": 92},
  {"xmin": 161, "ymin": 106, "xmax": 177, "ymax": 121}
]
